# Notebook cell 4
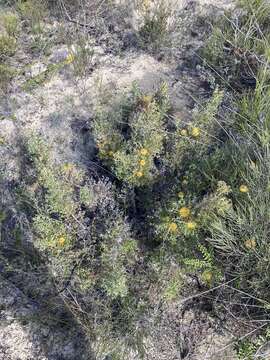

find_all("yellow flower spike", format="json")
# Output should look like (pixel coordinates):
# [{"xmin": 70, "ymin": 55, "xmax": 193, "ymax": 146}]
[
  {"xmin": 191, "ymin": 127, "xmax": 200, "ymax": 138},
  {"xmin": 202, "ymin": 270, "xmax": 213, "ymax": 283},
  {"xmin": 168, "ymin": 222, "xmax": 178, "ymax": 233},
  {"xmin": 140, "ymin": 148, "xmax": 149, "ymax": 156},
  {"xmin": 180, "ymin": 129, "xmax": 187, "ymax": 136},
  {"xmin": 239, "ymin": 184, "xmax": 249, "ymax": 193},
  {"xmin": 58, "ymin": 237, "xmax": 66, "ymax": 246},
  {"xmin": 245, "ymin": 238, "xmax": 256, "ymax": 249},
  {"xmin": 178, "ymin": 192, "xmax": 184, "ymax": 198},
  {"xmin": 65, "ymin": 53, "xmax": 75, "ymax": 64},
  {"xmin": 186, "ymin": 221, "xmax": 197, "ymax": 231},
  {"xmin": 179, "ymin": 207, "xmax": 190, "ymax": 218},
  {"xmin": 135, "ymin": 171, "xmax": 143, "ymax": 178},
  {"xmin": 139, "ymin": 159, "xmax": 146, "ymax": 166}
]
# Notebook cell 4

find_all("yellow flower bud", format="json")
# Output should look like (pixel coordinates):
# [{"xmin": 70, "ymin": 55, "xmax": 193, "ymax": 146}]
[
  {"xmin": 140, "ymin": 148, "xmax": 149, "ymax": 156},
  {"xmin": 179, "ymin": 207, "xmax": 190, "ymax": 218},
  {"xmin": 135, "ymin": 171, "xmax": 143, "ymax": 178},
  {"xmin": 191, "ymin": 127, "xmax": 200, "ymax": 138},
  {"xmin": 202, "ymin": 270, "xmax": 213, "ymax": 283},
  {"xmin": 186, "ymin": 221, "xmax": 197, "ymax": 230},
  {"xmin": 139, "ymin": 159, "xmax": 146, "ymax": 166},
  {"xmin": 168, "ymin": 222, "xmax": 178, "ymax": 233},
  {"xmin": 239, "ymin": 185, "xmax": 249, "ymax": 193},
  {"xmin": 180, "ymin": 129, "xmax": 187, "ymax": 136},
  {"xmin": 245, "ymin": 238, "xmax": 256, "ymax": 249},
  {"xmin": 58, "ymin": 237, "xmax": 65, "ymax": 246}
]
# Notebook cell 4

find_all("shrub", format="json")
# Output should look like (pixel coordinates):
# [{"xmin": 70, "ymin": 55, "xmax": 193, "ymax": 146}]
[
  {"xmin": 93, "ymin": 83, "xmax": 170, "ymax": 186},
  {"xmin": 4, "ymin": 1, "xmax": 270, "ymax": 356},
  {"xmin": 138, "ymin": 0, "xmax": 172, "ymax": 51},
  {"xmin": 236, "ymin": 327, "xmax": 270, "ymax": 359},
  {"xmin": 25, "ymin": 135, "xmax": 144, "ymax": 357},
  {"xmin": 66, "ymin": 35, "xmax": 94, "ymax": 78}
]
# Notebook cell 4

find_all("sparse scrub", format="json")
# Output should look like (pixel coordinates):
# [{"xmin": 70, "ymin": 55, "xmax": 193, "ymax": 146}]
[
  {"xmin": 196, "ymin": 1, "xmax": 270, "ymax": 311},
  {"xmin": 17, "ymin": 0, "xmax": 47, "ymax": 33},
  {"xmin": 67, "ymin": 35, "xmax": 94, "ymax": 78},
  {"xmin": 138, "ymin": 0, "xmax": 172, "ymax": 51},
  {"xmin": 1, "ymin": 0, "xmax": 270, "ymax": 358}
]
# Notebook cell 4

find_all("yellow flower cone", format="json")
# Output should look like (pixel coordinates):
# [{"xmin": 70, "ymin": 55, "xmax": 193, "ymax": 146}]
[
  {"xmin": 140, "ymin": 148, "xmax": 149, "ymax": 156},
  {"xmin": 186, "ymin": 221, "xmax": 197, "ymax": 231},
  {"xmin": 179, "ymin": 207, "xmax": 190, "ymax": 218},
  {"xmin": 168, "ymin": 222, "xmax": 178, "ymax": 233},
  {"xmin": 239, "ymin": 184, "xmax": 249, "ymax": 193},
  {"xmin": 191, "ymin": 127, "xmax": 200, "ymax": 138}
]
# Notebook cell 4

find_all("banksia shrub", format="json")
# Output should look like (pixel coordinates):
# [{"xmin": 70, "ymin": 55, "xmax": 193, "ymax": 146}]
[
  {"xmin": 25, "ymin": 135, "xmax": 144, "ymax": 357},
  {"xmin": 93, "ymin": 83, "xmax": 170, "ymax": 186}
]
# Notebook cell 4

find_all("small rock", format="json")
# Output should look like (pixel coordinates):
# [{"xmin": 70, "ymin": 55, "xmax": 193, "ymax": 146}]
[{"xmin": 26, "ymin": 62, "xmax": 47, "ymax": 78}]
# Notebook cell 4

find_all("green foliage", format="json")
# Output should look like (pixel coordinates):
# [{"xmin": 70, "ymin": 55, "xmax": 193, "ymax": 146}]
[
  {"xmin": 67, "ymin": 36, "xmax": 94, "ymax": 78},
  {"xmin": 3, "ymin": 1, "xmax": 270, "ymax": 357},
  {"xmin": 138, "ymin": 0, "xmax": 172, "ymax": 51},
  {"xmin": 236, "ymin": 327, "xmax": 270, "ymax": 359},
  {"xmin": 184, "ymin": 244, "xmax": 222, "ymax": 285},
  {"xmin": 201, "ymin": 0, "xmax": 270, "ymax": 88},
  {"xmin": 17, "ymin": 0, "xmax": 47, "ymax": 33},
  {"xmin": 25, "ymin": 134, "xmax": 144, "ymax": 357},
  {"xmin": 163, "ymin": 269, "xmax": 183, "ymax": 301},
  {"xmin": 1, "ymin": 12, "xmax": 20, "ymax": 37},
  {"xmin": 237, "ymin": 340, "xmax": 257, "ymax": 360},
  {"xmin": 102, "ymin": 266, "xmax": 128, "ymax": 299},
  {"xmin": 0, "ymin": 34, "xmax": 17, "ymax": 60},
  {"xmin": 0, "ymin": 63, "xmax": 16, "ymax": 92},
  {"xmin": 198, "ymin": 1, "xmax": 270, "ymax": 304},
  {"xmin": 93, "ymin": 82, "xmax": 170, "ymax": 186}
]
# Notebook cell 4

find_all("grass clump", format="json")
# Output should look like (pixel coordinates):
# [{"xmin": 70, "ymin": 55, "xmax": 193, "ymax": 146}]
[
  {"xmin": 1, "ymin": 12, "xmax": 19, "ymax": 37},
  {"xmin": 17, "ymin": 0, "xmax": 47, "ymax": 33},
  {"xmin": 0, "ymin": 63, "xmax": 16, "ymax": 92},
  {"xmin": 196, "ymin": 0, "xmax": 270, "ymax": 310},
  {"xmin": 0, "ymin": 34, "xmax": 17, "ymax": 60},
  {"xmin": 201, "ymin": 0, "xmax": 270, "ymax": 89}
]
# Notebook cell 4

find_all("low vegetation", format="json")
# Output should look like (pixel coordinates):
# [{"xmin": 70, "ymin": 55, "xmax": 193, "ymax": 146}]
[{"xmin": 1, "ymin": 0, "xmax": 270, "ymax": 359}]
